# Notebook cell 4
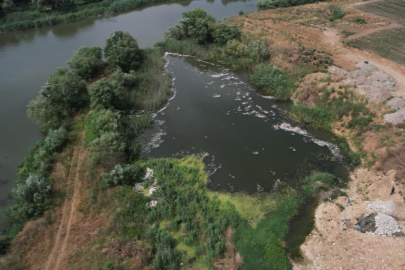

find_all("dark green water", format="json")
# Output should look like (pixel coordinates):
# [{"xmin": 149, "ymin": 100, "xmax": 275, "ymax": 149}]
[{"xmin": 0, "ymin": 0, "xmax": 260, "ymax": 229}]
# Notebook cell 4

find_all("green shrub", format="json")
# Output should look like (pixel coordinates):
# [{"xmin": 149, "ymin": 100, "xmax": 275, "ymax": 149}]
[
  {"xmin": 354, "ymin": 16, "xmax": 366, "ymax": 24},
  {"xmin": 264, "ymin": 234, "xmax": 292, "ymax": 270},
  {"xmin": 103, "ymin": 163, "xmax": 143, "ymax": 187},
  {"xmin": 290, "ymin": 105, "xmax": 333, "ymax": 131},
  {"xmin": 250, "ymin": 64, "xmax": 294, "ymax": 100},
  {"xmin": 86, "ymin": 110, "xmax": 126, "ymax": 166},
  {"xmin": 8, "ymin": 174, "xmax": 52, "ymax": 225},
  {"xmin": 68, "ymin": 46, "xmax": 104, "ymax": 80},
  {"xmin": 18, "ymin": 127, "xmax": 68, "ymax": 181},
  {"xmin": 329, "ymin": 6, "xmax": 346, "ymax": 22},
  {"xmin": 211, "ymin": 22, "xmax": 241, "ymax": 46},
  {"xmin": 257, "ymin": 0, "xmax": 327, "ymax": 11}
]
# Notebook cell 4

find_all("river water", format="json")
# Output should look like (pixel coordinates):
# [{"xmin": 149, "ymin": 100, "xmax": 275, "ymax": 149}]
[
  {"xmin": 0, "ymin": 0, "xmax": 261, "ymax": 227},
  {"xmin": 146, "ymin": 56, "xmax": 348, "ymax": 193},
  {"xmin": 145, "ymin": 55, "xmax": 349, "ymax": 256}
]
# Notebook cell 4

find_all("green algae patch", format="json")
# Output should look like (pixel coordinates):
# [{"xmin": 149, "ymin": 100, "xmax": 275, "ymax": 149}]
[{"xmin": 209, "ymin": 192, "xmax": 287, "ymax": 228}]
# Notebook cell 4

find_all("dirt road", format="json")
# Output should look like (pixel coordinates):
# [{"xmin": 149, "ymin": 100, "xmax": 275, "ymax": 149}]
[{"xmin": 44, "ymin": 132, "xmax": 87, "ymax": 270}]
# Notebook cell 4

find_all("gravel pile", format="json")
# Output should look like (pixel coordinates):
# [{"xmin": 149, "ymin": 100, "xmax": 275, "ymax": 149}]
[
  {"xmin": 374, "ymin": 213, "xmax": 401, "ymax": 237},
  {"xmin": 384, "ymin": 108, "xmax": 405, "ymax": 125},
  {"xmin": 386, "ymin": 97, "xmax": 405, "ymax": 111},
  {"xmin": 329, "ymin": 62, "xmax": 397, "ymax": 104},
  {"xmin": 367, "ymin": 200, "xmax": 395, "ymax": 215}
]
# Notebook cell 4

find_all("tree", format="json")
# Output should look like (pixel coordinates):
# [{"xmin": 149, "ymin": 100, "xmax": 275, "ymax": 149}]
[
  {"xmin": 165, "ymin": 23, "xmax": 186, "ymax": 40},
  {"xmin": 1, "ymin": 0, "xmax": 15, "ymax": 11},
  {"xmin": 9, "ymin": 174, "xmax": 52, "ymax": 224},
  {"xmin": 87, "ymin": 110, "xmax": 126, "ymax": 167},
  {"xmin": 32, "ymin": 0, "xmax": 74, "ymax": 10},
  {"xmin": 68, "ymin": 46, "xmax": 104, "ymax": 80},
  {"xmin": 88, "ymin": 78, "xmax": 117, "ymax": 110},
  {"xmin": 28, "ymin": 68, "xmax": 87, "ymax": 127},
  {"xmin": 181, "ymin": 8, "xmax": 216, "ymax": 43},
  {"xmin": 104, "ymin": 31, "xmax": 143, "ymax": 72}
]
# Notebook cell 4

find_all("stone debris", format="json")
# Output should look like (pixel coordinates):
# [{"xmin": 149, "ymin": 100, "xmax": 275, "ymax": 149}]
[
  {"xmin": 146, "ymin": 200, "xmax": 158, "ymax": 208},
  {"xmin": 329, "ymin": 62, "xmax": 397, "ymax": 104},
  {"xmin": 367, "ymin": 200, "xmax": 395, "ymax": 215},
  {"xmin": 383, "ymin": 108, "xmax": 405, "ymax": 125},
  {"xmin": 144, "ymin": 167, "xmax": 153, "ymax": 181},
  {"xmin": 147, "ymin": 186, "xmax": 157, "ymax": 197},
  {"xmin": 386, "ymin": 97, "xmax": 405, "ymax": 111},
  {"xmin": 328, "ymin": 66, "xmax": 347, "ymax": 76},
  {"xmin": 374, "ymin": 213, "xmax": 401, "ymax": 237}
]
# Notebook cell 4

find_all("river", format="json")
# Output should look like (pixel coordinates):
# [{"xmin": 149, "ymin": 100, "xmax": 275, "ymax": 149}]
[
  {"xmin": 0, "ymin": 0, "xmax": 261, "ymax": 228},
  {"xmin": 146, "ymin": 55, "xmax": 348, "ymax": 193},
  {"xmin": 145, "ymin": 55, "xmax": 349, "ymax": 255}
]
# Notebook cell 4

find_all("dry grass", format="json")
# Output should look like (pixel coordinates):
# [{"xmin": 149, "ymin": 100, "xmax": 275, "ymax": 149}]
[{"xmin": 383, "ymin": 146, "xmax": 405, "ymax": 182}]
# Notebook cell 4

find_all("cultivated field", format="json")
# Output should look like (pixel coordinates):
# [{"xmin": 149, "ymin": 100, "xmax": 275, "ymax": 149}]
[
  {"xmin": 348, "ymin": 27, "xmax": 405, "ymax": 66},
  {"xmin": 351, "ymin": 0, "xmax": 405, "ymax": 66},
  {"xmin": 356, "ymin": 0, "xmax": 405, "ymax": 25}
]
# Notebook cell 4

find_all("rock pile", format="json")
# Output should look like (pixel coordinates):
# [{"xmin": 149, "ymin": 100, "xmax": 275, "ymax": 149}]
[
  {"xmin": 329, "ymin": 62, "xmax": 405, "ymax": 124},
  {"xmin": 386, "ymin": 97, "xmax": 405, "ymax": 111},
  {"xmin": 383, "ymin": 108, "xmax": 405, "ymax": 125},
  {"xmin": 367, "ymin": 199, "xmax": 395, "ymax": 215},
  {"xmin": 374, "ymin": 213, "xmax": 401, "ymax": 237},
  {"xmin": 329, "ymin": 62, "xmax": 397, "ymax": 104}
]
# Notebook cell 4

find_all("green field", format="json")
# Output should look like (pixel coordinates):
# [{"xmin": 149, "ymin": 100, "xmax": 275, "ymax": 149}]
[{"xmin": 351, "ymin": 0, "xmax": 405, "ymax": 66}]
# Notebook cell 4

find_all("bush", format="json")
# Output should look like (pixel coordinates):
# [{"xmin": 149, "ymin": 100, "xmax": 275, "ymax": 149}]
[
  {"xmin": 290, "ymin": 105, "xmax": 333, "ymax": 131},
  {"xmin": 104, "ymin": 31, "xmax": 144, "ymax": 72},
  {"xmin": 329, "ymin": 6, "xmax": 346, "ymax": 22},
  {"xmin": 257, "ymin": 0, "xmax": 326, "ymax": 11},
  {"xmin": 8, "ymin": 174, "xmax": 52, "ymax": 224},
  {"xmin": 18, "ymin": 127, "xmax": 68, "ymax": 180},
  {"xmin": 86, "ymin": 110, "xmax": 126, "ymax": 167},
  {"xmin": 264, "ymin": 234, "xmax": 292, "ymax": 270},
  {"xmin": 165, "ymin": 23, "xmax": 186, "ymax": 40},
  {"xmin": 103, "ymin": 163, "xmax": 143, "ymax": 187},
  {"xmin": 225, "ymin": 39, "xmax": 250, "ymax": 58},
  {"xmin": 211, "ymin": 22, "xmax": 241, "ymax": 46},
  {"xmin": 354, "ymin": 16, "xmax": 366, "ymax": 24},
  {"xmin": 250, "ymin": 64, "xmax": 293, "ymax": 100},
  {"xmin": 68, "ymin": 46, "xmax": 104, "ymax": 80}
]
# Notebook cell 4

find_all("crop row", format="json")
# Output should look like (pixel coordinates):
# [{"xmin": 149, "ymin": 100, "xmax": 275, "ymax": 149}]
[
  {"xmin": 348, "ymin": 28, "xmax": 405, "ymax": 66},
  {"xmin": 357, "ymin": 0, "xmax": 405, "ymax": 25}
]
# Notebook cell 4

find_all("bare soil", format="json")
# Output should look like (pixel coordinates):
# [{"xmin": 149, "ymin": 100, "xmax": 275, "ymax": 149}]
[{"xmin": 45, "ymin": 132, "xmax": 87, "ymax": 270}]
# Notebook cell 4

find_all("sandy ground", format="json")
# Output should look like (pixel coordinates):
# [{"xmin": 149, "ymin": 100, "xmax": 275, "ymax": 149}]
[
  {"xmin": 294, "ymin": 2, "xmax": 405, "ymax": 268},
  {"xmin": 295, "ymin": 168, "xmax": 405, "ymax": 270}
]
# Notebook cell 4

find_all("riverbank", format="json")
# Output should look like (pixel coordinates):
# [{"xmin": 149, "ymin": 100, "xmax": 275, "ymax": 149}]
[
  {"xmin": 0, "ymin": 0, "xmax": 172, "ymax": 33},
  {"xmin": 231, "ymin": 1, "xmax": 405, "ymax": 269},
  {"xmin": 1, "ymin": 1, "xmax": 405, "ymax": 269},
  {"xmin": 157, "ymin": 1, "xmax": 405, "ymax": 268}
]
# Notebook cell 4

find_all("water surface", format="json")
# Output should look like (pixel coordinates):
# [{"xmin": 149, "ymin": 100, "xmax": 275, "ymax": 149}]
[
  {"xmin": 146, "ymin": 55, "xmax": 349, "ymax": 193},
  {"xmin": 0, "ymin": 0, "xmax": 260, "ymax": 228}
]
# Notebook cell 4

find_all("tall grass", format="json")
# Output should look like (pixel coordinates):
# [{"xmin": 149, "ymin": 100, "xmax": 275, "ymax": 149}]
[{"xmin": 0, "ymin": 0, "xmax": 170, "ymax": 32}]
